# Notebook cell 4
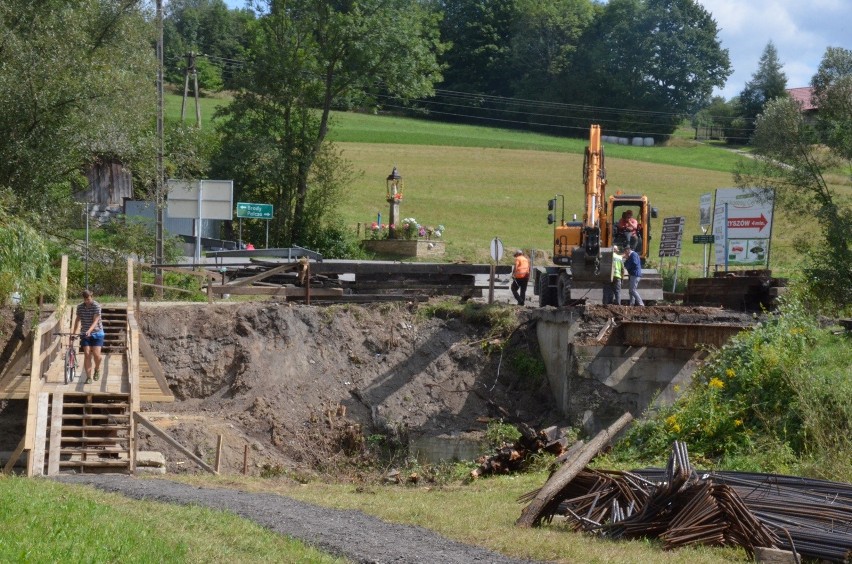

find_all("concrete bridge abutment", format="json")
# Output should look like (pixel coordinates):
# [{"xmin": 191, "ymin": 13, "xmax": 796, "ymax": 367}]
[{"xmin": 533, "ymin": 307, "xmax": 743, "ymax": 436}]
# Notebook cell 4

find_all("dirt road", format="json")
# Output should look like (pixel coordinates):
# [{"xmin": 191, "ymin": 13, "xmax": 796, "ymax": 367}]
[{"xmin": 56, "ymin": 474, "xmax": 538, "ymax": 564}]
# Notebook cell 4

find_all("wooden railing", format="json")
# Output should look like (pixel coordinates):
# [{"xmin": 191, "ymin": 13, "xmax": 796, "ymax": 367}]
[{"xmin": 127, "ymin": 309, "xmax": 140, "ymax": 473}]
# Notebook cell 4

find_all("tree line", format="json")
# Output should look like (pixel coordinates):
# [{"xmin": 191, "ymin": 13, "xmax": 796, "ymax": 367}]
[{"xmin": 165, "ymin": 0, "xmax": 732, "ymax": 140}]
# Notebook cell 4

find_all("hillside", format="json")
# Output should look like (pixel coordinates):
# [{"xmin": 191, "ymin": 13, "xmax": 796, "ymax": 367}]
[{"xmin": 134, "ymin": 301, "xmax": 555, "ymax": 475}]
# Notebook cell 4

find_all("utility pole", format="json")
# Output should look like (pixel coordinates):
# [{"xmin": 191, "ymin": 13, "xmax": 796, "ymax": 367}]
[
  {"xmin": 155, "ymin": 0, "xmax": 164, "ymax": 295},
  {"xmin": 180, "ymin": 51, "xmax": 202, "ymax": 128}
]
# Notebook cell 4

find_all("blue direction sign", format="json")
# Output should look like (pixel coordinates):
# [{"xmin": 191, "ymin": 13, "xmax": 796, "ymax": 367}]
[{"xmin": 236, "ymin": 202, "xmax": 273, "ymax": 219}]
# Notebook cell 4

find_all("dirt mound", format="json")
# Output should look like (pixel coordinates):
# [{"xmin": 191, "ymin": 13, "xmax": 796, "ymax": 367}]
[{"xmin": 138, "ymin": 302, "xmax": 557, "ymax": 475}]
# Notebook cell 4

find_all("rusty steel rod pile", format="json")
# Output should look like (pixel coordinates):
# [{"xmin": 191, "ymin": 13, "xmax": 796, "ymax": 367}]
[
  {"xmin": 631, "ymin": 467, "xmax": 852, "ymax": 562},
  {"xmin": 520, "ymin": 441, "xmax": 852, "ymax": 562}
]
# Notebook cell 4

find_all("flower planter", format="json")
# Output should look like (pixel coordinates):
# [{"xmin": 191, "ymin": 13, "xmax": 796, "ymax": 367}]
[{"xmin": 361, "ymin": 239, "xmax": 445, "ymax": 258}]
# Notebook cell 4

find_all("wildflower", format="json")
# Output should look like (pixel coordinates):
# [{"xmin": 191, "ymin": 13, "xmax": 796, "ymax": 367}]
[
  {"xmin": 734, "ymin": 419, "xmax": 743, "ymax": 427},
  {"xmin": 665, "ymin": 415, "xmax": 681, "ymax": 433},
  {"xmin": 673, "ymin": 384, "xmax": 681, "ymax": 393},
  {"xmin": 725, "ymin": 368, "xmax": 735, "ymax": 378},
  {"xmin": 708, "ymin": 377, "xmax": 725, "ymax": 389}
]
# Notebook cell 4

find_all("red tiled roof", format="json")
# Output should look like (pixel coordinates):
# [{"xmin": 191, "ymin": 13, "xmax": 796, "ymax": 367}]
[{"xmin": 787, "ymin": 87, "xmax": 817, "ymax": 111}]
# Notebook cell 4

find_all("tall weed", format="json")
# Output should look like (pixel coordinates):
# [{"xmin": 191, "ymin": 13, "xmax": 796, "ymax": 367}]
[{"xmin": 617, "ymin": 297, "xmax": 852, "ymax": 481}]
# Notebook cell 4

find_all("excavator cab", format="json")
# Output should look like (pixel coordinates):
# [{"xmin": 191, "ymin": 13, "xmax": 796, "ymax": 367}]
[{"xmin": 608, "ymin": 196, "xmax": 658, "ymax": 263}]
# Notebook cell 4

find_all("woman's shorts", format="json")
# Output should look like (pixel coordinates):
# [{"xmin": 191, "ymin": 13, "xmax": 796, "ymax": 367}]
[{"xmin": 80, "ymin": 331, "xmax": 105, "ymax": 348}]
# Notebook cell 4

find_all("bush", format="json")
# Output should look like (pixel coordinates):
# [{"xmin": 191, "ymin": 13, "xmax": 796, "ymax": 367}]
[
  {"xmin": 0, "ymin": 191, "xmax": 55, "ymax": 305},
  {"xmin": 617, "ymin": 296, "xmax": 852, "ymax": 481}
]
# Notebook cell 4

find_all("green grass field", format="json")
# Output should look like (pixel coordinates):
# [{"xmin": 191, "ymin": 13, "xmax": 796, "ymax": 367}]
[
  {"xmin": 162, "ymin": 93, "xmax": 851, "ymax": 280},
  {"xmin": 0, "ymin": 477, "xmax": 343, "ymax": 563}
]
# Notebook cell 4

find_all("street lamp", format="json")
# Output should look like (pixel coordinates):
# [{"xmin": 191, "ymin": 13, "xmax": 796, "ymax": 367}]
[
  {"xmin": 386, "ymin": 166, "xmax": 402, "ymax": 199},
  {"xmin": 386, "ymin": 167, "xmax": 403, "ymax": 239}
]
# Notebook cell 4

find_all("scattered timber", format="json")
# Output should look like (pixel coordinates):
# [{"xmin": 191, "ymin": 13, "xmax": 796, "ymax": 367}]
[
  {"xmin": 470, "ymin": 424, "xmax": 574, "ymax": 479},
  {"xmin": 516, "ymin": 412, "xmax": 633, "ymax": 527}
]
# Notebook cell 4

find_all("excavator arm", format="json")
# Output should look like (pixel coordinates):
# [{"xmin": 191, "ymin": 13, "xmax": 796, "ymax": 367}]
[{"xmin": 581, "ymin": 124, "xmax": 607, "ymax": 259}]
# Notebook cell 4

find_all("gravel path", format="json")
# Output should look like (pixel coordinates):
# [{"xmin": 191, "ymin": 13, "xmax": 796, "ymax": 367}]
[{"xmin": 55, "ymin": 475, "xmax": 538, "ymax": 564}]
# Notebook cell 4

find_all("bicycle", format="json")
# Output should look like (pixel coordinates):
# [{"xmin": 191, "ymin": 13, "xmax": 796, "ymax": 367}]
[{"xmin": 56, "ymin": 333, "xmax": 79, "ymax": 384}]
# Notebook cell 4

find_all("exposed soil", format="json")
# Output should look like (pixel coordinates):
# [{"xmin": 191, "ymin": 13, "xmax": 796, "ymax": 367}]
[
  {"xmin": 1, "ymin": 302, "xmax": 759, "ymax": 473},
  {"xmin": 135, "ymin": 301, "xmax": 557, "ymax": 476}
]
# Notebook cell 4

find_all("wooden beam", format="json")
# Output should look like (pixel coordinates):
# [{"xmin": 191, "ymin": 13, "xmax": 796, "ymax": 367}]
[
  {"xmin": 58, "ymin": 255, "xmax": 68, "ymax": 312},
  {"xmin": 516, "ymin": 412, "xmax": 633, "ymax": 528},
  {"xmin": 138, "ymin": 332, "xmax": 171, "ymax": 398},
  {"xmin": 215, "ymin": 434, "xmax": 223, "ymax": 474},
  {"xmin": 24, "ymin": 328, "xmax": 43, "ymax": 452},
  {"xmin": 3, "ymin": 437, "xmax": 26, "ymax": 475},
  {"xmin": 29, "ymin": 393, "xmax": 50, "ymax": 476},
  {"xmin": 226, "ymin": 262, "xmax": 299, "ymax": 288},
  {"xmin": 47, "ymin": 393, "xmax": 63, "ymax": 476},
  {"xmin": 128, "ymin": 312, "xmax": 140, "ymax": 473},
  {"xmin": 127, "ymin": 259, "xmax": 134, "ymax": 314},
  {"xmin": 209, "ymin": 286, "xmax": 343, "ymax": 297},
  {"xmin": 133, "ymin": 412, "xmax": 218, "ymax": 475}
]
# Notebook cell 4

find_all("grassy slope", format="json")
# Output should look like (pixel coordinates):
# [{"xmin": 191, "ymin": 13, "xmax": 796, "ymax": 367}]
[
  {"xmin": 172, "ymin": 473, "xmax": 746, "ymax": 564},
  {"xmin": 327, "ymin": 112, "xmax": 848, "ymax": 276},
  {"xmin": 0, "ymin": 477, "xmax": 343, "ymax": 563},
  {"xmin": 162, "ymin": 94, "xmax": 849, "ymax": 277}
]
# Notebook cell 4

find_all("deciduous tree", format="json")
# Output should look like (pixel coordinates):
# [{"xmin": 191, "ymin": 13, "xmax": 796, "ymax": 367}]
[
  {"xmin": 0, "ymin": 0, "xmax": 155, "ymax": 215},
  {"xmin": 736, "ymin": 49, "xmax": 852, "ymax": 310},
  {"xmin": 215, "ymin": 0, "xmax": 444, "ymax": 246},
  {"xmin": 567, "ymin": 0, "xmax": 730, "ymax": 138}
]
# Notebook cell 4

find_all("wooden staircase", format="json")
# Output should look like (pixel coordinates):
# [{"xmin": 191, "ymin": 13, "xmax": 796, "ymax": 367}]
[
  {"xmin": 100, "ymin": 306, "xmax": 127, "ymax": 354},
  {"xmin": 42, "ymin": 392, "xmax": 132, "ymax": 474}
]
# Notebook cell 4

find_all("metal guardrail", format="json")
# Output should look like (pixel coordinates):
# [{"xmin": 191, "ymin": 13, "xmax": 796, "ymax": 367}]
[{"xmin": 205, "ymin": 246, "xmax": 323, "ymax": 262}]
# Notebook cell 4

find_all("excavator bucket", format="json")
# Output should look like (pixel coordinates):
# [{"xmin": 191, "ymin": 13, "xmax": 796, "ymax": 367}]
[
  {"xmin": 569, "ymin": 248, "xmax": 664, "ymax": 304},
  {"xmin": 570, "ymin": 248, "xmax": 614, "ymax": 283}
]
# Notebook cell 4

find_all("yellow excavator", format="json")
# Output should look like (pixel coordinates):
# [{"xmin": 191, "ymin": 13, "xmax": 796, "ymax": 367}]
[{"xmin": 533, "ymin": 124, "xmax": 663, "ymax": 306}]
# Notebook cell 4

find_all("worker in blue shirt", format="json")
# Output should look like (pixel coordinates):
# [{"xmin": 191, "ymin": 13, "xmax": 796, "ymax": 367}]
[{"xmin": 623, "ymin": 247, "xmax": 644, "ymax": 306}]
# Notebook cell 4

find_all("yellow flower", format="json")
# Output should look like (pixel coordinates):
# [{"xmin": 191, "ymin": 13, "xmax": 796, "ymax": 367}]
[
  {"xmin": 734, "ymin": 419, "xmax": 743, "ymax": 427},
  {"xmin": 725, "ymin": 368, "xmax": 735, "ymax": 378},
  {"xmin": 673, "ymin": 384, "xmax": 681, "ymax": 392},
  {"xmin": 665, "ymin": 415, "xmax": 681, "ymax": 432},
  {"xmin": 708, "ymin": 377, "xmax": 725, "ymax": 389}
]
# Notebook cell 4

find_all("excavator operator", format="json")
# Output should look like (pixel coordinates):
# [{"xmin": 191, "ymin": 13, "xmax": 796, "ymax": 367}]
[{"xmin": 617, "ymin": 210, "xmax": 639, "ymax": 250}]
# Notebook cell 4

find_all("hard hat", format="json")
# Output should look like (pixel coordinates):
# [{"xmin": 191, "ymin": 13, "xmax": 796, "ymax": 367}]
[{"xmin": 514, "ymin": 249, "xmax": 524, "ymax": 256}]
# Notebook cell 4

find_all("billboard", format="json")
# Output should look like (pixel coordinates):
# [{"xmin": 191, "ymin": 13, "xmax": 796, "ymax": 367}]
[
  {"xmin": 167, "ymin": 180, "xmax": 234, "ymax": 220},
  {"xmin": 712, "ymin": 188, "xmax": 774, "ymax": 268}
]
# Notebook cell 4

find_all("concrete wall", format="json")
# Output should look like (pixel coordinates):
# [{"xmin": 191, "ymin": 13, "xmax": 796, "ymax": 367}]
[
  {"xmin": 535, "ymin": 308, "xmax": 708, "ymax": 436},
  {"xmin": 567, "ymin": 344, "xmax": 706, "ymax": 435}
]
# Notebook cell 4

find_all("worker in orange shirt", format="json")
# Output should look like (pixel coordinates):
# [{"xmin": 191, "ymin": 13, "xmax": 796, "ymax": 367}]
[{"xmin": 511, "ymin": 249, "xmax": 530, "ymax": 306}]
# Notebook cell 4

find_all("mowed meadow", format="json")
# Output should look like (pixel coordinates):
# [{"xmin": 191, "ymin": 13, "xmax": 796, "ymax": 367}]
[
  {"xmin": 166, "ymin": 94, "xmax": 843, "ymax": 277},
  {"xmin": 329, "ymin": 112, "xmax": 813, "ymax": 275}
]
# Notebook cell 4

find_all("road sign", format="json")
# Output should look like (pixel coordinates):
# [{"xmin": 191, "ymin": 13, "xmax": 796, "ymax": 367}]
[
  {"xmin": 490, "ymin": 237, "xmax": 504, "ymax": 262},
  {"xmin": 236, "ymin": 202, "xmax": 274, "ymax": 219},
  {"xmin": 693, "ymin": 234, "xmax": 715, "ymax": 244},
  {"xmin": 699, "ymin": 193, "xmax": 713, "ymax": 227},
  {"xmin": 658, "ymin": 216, "xmax": 685, "ymax": 258}
]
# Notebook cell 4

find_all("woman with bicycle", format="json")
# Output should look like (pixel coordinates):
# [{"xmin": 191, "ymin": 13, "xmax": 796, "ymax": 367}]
[{"xmin": 72, "ymin": 289, "xmax": 105, "ymax": 383}]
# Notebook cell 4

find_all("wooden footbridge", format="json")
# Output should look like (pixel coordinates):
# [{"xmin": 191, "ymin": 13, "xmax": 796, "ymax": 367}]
[{"xmin": 0, "ymin": 258, "xmax": 173, "ymax": 476}]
